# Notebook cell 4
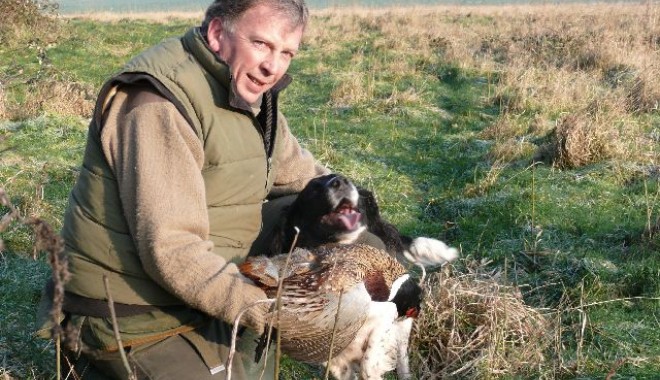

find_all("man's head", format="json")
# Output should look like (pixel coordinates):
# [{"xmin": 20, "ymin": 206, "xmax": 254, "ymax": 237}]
[{"xmin": 204, "ymin": 0, "xmax": 309, "ymax": 105}]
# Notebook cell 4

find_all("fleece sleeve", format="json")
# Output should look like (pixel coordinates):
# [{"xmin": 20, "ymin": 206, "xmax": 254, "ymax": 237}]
[
  {"xmin": 269, "ymin": 112, "xmax": 331, "ymax": 197},
  {"xmin": 100, "ymin": 86, "xmax": 269, "ymax": 333}
]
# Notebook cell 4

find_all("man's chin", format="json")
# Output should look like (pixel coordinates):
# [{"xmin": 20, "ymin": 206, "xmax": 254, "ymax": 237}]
[
  {"xmin": 237, "ymin": 89, "xmax": 263, "ymax": 106},
  {"xmin": 230, "ymin": 80, "xmax": 260, "ymax": 106}
]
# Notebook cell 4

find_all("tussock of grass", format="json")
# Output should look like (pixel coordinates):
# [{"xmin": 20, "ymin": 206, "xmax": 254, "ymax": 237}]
[
  {"xmin": 546, "ymin": 112, "xmax": 623, "ymax": 169},
  {"xmin": 15, "ymin": 78, "xmax": 95, "ymax": 119},
  {"xmin": 412, "ymin": 261, "xmax": 551, "ymax": 379},
  {"xmin": 0, "ymin": 0, "xmax": 60, "ymax": 47}
]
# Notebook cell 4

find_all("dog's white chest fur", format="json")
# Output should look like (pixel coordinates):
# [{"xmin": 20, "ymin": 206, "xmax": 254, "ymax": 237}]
[{"xmin": 326, "ymin": 302, "xmax": 414, "ymax": 380}]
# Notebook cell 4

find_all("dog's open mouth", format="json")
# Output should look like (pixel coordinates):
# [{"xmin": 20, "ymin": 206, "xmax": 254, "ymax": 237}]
[{"xmin": 321, "ymin": 199, "xmax": 362, "ymax": 231}]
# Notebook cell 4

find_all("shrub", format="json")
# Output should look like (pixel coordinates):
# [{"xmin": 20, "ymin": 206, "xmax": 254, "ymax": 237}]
[{"xmin": 0, "ymin": 0, "xmax": 60, "ymax": 47}]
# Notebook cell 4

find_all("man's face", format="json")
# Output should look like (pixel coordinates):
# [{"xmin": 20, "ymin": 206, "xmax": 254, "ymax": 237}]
[{"xmin": 207, "ymin": 4, "xmax": 304, "ymax": 105}]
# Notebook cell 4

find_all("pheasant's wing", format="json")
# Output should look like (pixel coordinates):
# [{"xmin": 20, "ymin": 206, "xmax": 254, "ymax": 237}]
[
  {"xmin": 275, "ymin": 281, "xmax": 373, "ymax": 363},
  {"xmin": 239, "ymin": 254, "xmax": 285, "ymax": 286},
  {"xmin": 240, "ymin": 246, "xmax": 396, "ymax": 364}
]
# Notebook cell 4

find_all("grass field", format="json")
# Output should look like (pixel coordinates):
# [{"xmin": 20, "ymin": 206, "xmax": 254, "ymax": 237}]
[{"xmin": 1, "ymin": 2, "xmax": 659, "ymax": 379}]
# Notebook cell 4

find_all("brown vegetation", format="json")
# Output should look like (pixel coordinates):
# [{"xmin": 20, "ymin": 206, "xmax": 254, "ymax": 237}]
[
  {"xmin": 16, "ymin": 78, "xmax": 96, "ymax": 119},
  {"xmin": 545, "ymin": 112, "xmax": 623, "ymax": 169},
  {"xmin": 0, "ymin": 188, "xmax": 69, "ymax": 340},
  {"xmin": 0, "ymin": 0, "xmax": 60, "ymax": 47},
  {"xmin": 61, "ymin": 10, "xmax": 201, "ymax": 23},
  {"xmin": 304, "ymin": 4, "xmax": 659, "ymax": 168},
  {"xmin": 412, "ymin": 261, "xmax": 551, "ymax": 378},
  {"xmin": 0, "ymin": 81, "xmax": 6, "ymax": 119}
]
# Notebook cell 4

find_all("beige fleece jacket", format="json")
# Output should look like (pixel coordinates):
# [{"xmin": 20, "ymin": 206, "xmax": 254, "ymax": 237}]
[{"xmin": 100, "ymin": 84, "xmax": 328, "ymax": 333}]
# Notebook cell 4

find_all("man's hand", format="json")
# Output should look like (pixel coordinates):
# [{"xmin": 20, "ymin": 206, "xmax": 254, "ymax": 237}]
[{"xmin": 233, "ymin": 274, "xmax": 272, "ymax": 335}]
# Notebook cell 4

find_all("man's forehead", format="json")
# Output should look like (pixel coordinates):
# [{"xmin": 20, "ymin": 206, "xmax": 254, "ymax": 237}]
[
  {"xmin": 235, "ymin": 9, "xmax": 304, "ymax": 44},
  {"xmin": 233, "ymin": 3, "xmax": 304, "ymax": 30}
]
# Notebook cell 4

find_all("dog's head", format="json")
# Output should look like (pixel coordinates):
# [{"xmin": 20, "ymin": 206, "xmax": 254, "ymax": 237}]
[{"xmin": 286, "ymin": 174, "xmax": 365, "ymax": 246}]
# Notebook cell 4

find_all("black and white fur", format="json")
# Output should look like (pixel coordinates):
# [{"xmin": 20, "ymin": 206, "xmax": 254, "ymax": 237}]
[
  {"xmin": 268, "ymin": 173, "xmax": 458, "ymax": 267},
  {"xmin": 267, "ymin": 173, "xmax": 458, "ymax": 379}
]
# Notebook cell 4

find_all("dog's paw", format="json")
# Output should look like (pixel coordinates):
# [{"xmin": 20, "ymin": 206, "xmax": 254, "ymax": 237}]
[{"xmin": 403, "ymin": 237, "xmax": 459, "ymax": 267}]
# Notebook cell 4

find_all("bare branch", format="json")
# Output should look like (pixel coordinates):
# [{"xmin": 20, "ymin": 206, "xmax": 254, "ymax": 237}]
[{"xmin": 103, "ymin": 275, "xmax": 136, "ymax": 380}]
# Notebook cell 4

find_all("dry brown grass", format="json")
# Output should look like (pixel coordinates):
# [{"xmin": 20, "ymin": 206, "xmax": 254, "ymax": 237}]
[
  {"xmin": 489, "ymin": 138, "xmax": 538, "ymax": 163},
  {"xmin": 546, "ymin": 112, "xmax": 623, "ymax": 169},
  {"xmin": 5, "ymin": 78, "xmax": 95, "ymax": 120},
  {"xmin": 62, "ymin": 11, "xmax": 202, "ymax": 23},
  {"xmin": 0, "ymin": 81, "xmax": 6, "ymax": 119},
  {"xmin": 411, "ymin": 260, "xmax": 551, "ymax": 379},
  {"xmin": 305, "ymin": 3, "xmax": 659, "ymax": 168},
  {"xmin": 0, "ymin": 0, "xmax": 60, "ymax": 47}
]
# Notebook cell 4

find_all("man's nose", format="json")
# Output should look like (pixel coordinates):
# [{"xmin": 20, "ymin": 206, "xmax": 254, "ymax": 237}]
[{"xmin": 261, "ymin": 55, "xmax": 283, "ymax": 76}]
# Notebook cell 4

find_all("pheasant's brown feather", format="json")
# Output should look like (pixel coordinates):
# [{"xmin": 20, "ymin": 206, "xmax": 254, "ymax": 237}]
[{"xmin": 239, "ymin": 244, "xmax": 407, "ymax": 363}]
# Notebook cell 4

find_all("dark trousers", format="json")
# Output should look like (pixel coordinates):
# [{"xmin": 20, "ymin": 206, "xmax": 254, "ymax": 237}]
[{"xmin": 61, "ymin": 334, "xmax": 215, "ymax": 380}]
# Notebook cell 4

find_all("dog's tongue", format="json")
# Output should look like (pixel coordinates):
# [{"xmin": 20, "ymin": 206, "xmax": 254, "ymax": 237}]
[{"xmin": 338, "ymin": 212, "xmax": 362, "ymax": 230}]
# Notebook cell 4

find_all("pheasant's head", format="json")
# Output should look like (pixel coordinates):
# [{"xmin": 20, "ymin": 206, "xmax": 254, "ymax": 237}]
[{"xmin": 388, "ymin": 274, "xmax": 423, "ymax": 319}]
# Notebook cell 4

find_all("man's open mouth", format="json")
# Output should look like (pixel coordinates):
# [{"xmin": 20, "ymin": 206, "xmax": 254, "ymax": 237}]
[{"xmin": 248, "ymin": 74, "xmax": 266, "ymax": 86}]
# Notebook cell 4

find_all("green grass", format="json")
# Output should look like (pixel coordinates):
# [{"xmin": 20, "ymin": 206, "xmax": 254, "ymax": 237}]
[
  {"xmin": 0, "ymin": 254, "xmax": 54, "ymax": 379},
  {"xmin": 48, "ymin": 20, "xmax": 192, "ymax": 86},
  {"xmin": 1, "ymin": 9, "xmax": 659, "ymax": 380}
]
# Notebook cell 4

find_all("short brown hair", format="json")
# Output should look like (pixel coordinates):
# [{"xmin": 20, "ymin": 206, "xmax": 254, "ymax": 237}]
[{"xmin": 202, "ymin": 0, "xmax": 309, "ymax": 33}]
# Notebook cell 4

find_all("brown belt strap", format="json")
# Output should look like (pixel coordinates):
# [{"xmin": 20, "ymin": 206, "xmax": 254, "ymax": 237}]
[{"xmin": 46, "ymin": 279, "xmax": 177, "ymax": 318}]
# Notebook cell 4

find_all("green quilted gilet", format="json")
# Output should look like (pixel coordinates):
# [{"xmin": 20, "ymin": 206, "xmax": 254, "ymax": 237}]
[{"xmin": 62, "ymin": 28, "xmax": 286, "ymax": 306}]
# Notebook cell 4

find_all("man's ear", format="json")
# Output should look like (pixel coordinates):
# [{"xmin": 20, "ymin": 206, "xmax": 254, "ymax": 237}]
[{"xmin": 206, "ymin": 18, "xmax": 225, "ymax": 53}]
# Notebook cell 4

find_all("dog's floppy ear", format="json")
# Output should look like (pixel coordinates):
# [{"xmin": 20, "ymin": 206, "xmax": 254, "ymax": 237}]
[
  {"xmin": 357, "ymin": 187, "xmax": 409, "ymax": 257},
  {"xmin": 267, "ymin": 205, "xmax": 293, "ymax": 256},
  {"xmin": 357, "ymin": 187, "xmax": 380, "ymax": 226}
]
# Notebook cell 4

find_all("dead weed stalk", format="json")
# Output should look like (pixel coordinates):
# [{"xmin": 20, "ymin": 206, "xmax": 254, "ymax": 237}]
[
  {"xmin": 0, "ymin": 187, "xmax": 70, "ymax": 377},
  {"xmin": 1, "ymin": 187, "xmax": 68, "ymax": 333}
]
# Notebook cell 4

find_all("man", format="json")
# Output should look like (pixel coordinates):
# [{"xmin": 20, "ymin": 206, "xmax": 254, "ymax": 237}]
[{"xmin": 37, "ymin": 0, "xmax": 328, "ymax": 378}]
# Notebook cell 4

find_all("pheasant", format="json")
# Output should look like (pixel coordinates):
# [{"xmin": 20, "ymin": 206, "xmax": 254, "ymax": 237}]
[{"xmin": 238, "ymin": 243, "xmax": 422, "ymax": 379}]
